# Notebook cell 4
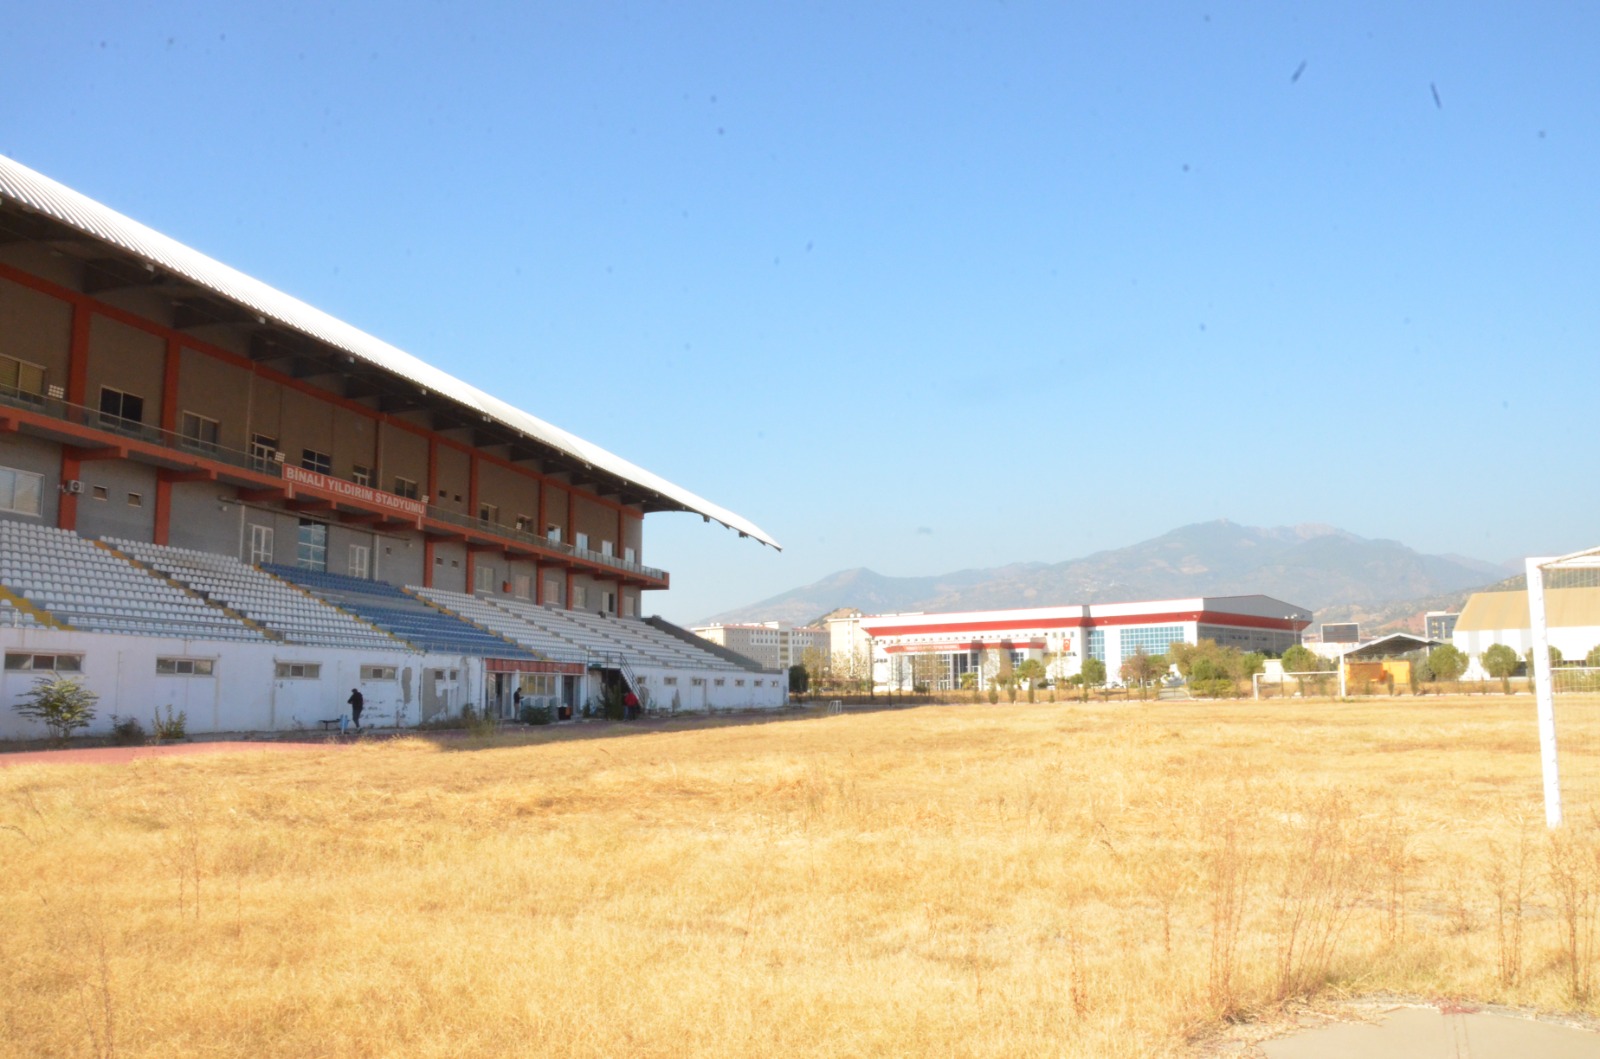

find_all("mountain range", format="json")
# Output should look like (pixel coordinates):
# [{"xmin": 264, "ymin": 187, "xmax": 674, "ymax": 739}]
[{"xmin": 700, "ymin": 520, "xmax": 1514, "ymax": 631}]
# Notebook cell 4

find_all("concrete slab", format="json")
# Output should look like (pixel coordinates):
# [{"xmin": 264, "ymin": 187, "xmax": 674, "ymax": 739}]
[{"xmin": 1261, "ymin": 1005, "xmax": 1599, "ymax": 1059}]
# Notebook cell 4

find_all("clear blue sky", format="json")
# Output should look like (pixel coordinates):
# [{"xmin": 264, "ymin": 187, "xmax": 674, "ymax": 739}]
[{"xmin": 5, "ymin": 3, "xmax": 1597, "ymax": 623}]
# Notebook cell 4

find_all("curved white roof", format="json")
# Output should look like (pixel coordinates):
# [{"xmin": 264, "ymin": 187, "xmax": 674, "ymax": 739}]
[{"xmin": 0, "ymin": 153, "xmax": 779, "ymax": 550}]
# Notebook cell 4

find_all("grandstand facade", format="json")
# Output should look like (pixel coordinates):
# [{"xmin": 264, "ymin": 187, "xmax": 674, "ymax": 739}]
[{"xmin": 0, "ymin": 156, "xmax": 781, "ymax": 736}]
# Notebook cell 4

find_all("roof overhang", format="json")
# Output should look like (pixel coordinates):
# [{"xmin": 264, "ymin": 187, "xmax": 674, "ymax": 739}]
[{"xmin": 0, "ymin": 154, "xmax": 779, "ymax": 550}]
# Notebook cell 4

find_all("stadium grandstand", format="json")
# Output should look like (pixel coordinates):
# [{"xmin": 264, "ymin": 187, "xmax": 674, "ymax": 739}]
[{"xmin": 0, "ymin": 155, "xmax": 781, "ymax": 736}]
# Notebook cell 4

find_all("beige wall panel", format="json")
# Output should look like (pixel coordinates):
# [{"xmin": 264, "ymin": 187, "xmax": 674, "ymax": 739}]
[
  {"xmin": 178, "ymin": 347, "xmax": 251, "ymax": 450},
  {"xmin": 280, "ymin": 385, "xmax": 335, "ymax": 463},
  {"xmin": 95, "ymin": 288, "xmax": 173, "ymax": 328},
  {"xmin": 543, "ymin": 485, "xmax": 569, "ymax": 537},
  {"xmin": 248, "ymin": 376, "xmax": 284, "ymax": 445},
  {"xmin": 379, "ymin": 422, "xmax": 427, "ymax": 492},
  {"xmin": 86, "ymin": 315, "xmax": 163, "ymax": 419},
  {"xmin": 0, "ymin": 278, "xmax": 72, "ymax": 385},
  {"xmin": 434, "ymin": 445, "xmax": 469, "ymax": 514},
  {"xmin": 333, "ymin": 405, "xmax": 376, "ymax": 480}
]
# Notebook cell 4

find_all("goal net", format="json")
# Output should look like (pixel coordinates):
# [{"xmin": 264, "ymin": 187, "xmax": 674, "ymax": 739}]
[{"xmin": 1527, "ymin": 549, "xmax": 1600, "ymax": 827}]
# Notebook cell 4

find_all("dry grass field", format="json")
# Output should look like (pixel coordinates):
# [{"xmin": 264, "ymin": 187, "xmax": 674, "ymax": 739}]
[{"xmin": 4, "ymin": 696, "xmax": 1600, "ymax": 1058}]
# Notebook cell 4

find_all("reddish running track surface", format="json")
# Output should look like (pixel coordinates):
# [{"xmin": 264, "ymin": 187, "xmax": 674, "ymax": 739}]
[{"xmin": 0, "ymin": 741, "xmax": 346, "ymax": 767}]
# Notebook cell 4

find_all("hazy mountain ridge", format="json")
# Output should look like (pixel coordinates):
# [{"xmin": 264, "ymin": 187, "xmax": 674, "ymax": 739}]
[{"xmin": 700, "ymin": 520, "xmax": 1506, "ymax": 628}]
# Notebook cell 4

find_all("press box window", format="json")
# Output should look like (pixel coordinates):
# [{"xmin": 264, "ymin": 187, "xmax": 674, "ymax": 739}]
[
  {"xmin": 360, "ymin": 665, "xmax": 397, "ymax": 681},
  {"xmin": 0, "ymin": 466, "xmax": 43, "ymax": 516},
  {"xmin": 394, "ymin": 476, "xmax": 419, "ymax": 500},
  {"xmin": 351, "ymin": 465, "xmax": 372, "ymax": 487},
  {"xmin": 275, "ymin": 662, "xmax": 321, "ymax": 679},
  {"xmin": 301, "ymin": 449, "xmax": 331, "ymax": 475},
  {"xmin": 179, "ymin": 412, "xmax": 220, "ymax": 453},
  {"xmin": 98, "ymin": 387, "xmax": 144, "ymax": 427},
  {"xmin": 156, "ymin": 658, "xmax": 214, "ymax": 676},
  {"xmin": 0, "ymin": 354, "xmax": 46, "ymax": 401},
  {"xmin": 5, "ymin": 652, "xmax": 83, "ymax": 672}
]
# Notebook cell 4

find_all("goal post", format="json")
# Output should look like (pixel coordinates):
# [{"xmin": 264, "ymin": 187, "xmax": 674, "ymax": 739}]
[{"xmin": 1527, "ymin": 546, "xmax": 1600, "ymax": 828}]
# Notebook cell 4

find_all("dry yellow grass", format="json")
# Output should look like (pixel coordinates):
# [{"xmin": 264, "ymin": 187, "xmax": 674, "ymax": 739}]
[{"xmin": 3, "ymin": 696, "xmax": 1600, "ymax": 1058}]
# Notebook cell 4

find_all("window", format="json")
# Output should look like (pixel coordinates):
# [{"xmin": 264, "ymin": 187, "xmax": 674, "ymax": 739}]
[
  {"xmin": 624, "ymin": 546, "xmax": 636, "ymax": 564},
  {"xmin": 544, "ymin": 577, "xmax": 562, "ymax": 605},
  {"xmin": 691, "ymin": 678, "xmax": 705, "ymax": 687},
  {"xmin": 575, "ymin": 532, "xmax": 589, "ymax": 552},
  {"xmin": 361, "ymin": 665, "xmax": 397, "ymax": 681},
  {"xmin": 735, "ymin": 679, "xmax": 745, "ymax": 687},
  {"xmin": 0, "ymin": 354, "xmax": 46, "ymax": 402},
  {"xmin": 98, "ymin": 387, "xmax": 144, "ymax": 428},
  {"xmin": 1119, "ymin": 625, "xmax": 1187, "ymax": 658},
  {"xmin": 514, "ymin": 515, "xmax": 532, "ymax": 532},
  {"xmin": 5, "ymin": 652, "xmax": 83, "ymax": 672},
  {"xmin": 301, "ymin": 449, "xmax": 331, "ymax": 475},
  {"xmin": 664, "ymin": 677, "xmax": 678, "ymax": 686},
  {"xmin": 349, "ymin": 544, "xmax": 371, "ymax": 579},
  {"xmin": 571, "ymin": 585, "xmax": 587, "ymax": 609},
  {"xmin": 393, "ymin": 476, "xmax": 419, "ymax": 500},
  {"xmin": 474, "ymin": 564, "xmax": 496, "ymax": 593},
  {"xmin": 249, "ymin": 524, "xmax": 274, "ymax": 565},
  {"xmin": 603, "ymin": 591, "xmax": 616, "ymax": 614},
  {"xmin": 513, "ymin": 574, "xmax": 531, "ymax": 600},
  {"xmin": 1086, "ymin": 630, "xmax": 1106, "ymax": 662},
  {"xmin": 91, "ymin": 485, "xmax": 108, "ymax": 500},
  {"xmin": 250, "ymin": 434, "xmax": 279, "ymax": 473},
  {"xmin": 715, "ymin": 678, "xmax": 725, "ymax": 687},
  {"xmin": 179, "ymin": 412, "xmax": 219, "ymax": 453},
  {"xmin": 127, "ymin": 492, "xmax": 143, "ymax": 507},
  {"xmin": 478, "ymin": 503, "xmax": 498, "ymax": 523},
  {"xmin": 0, "ymin": 466, "xmax": 42, "ymax": 516},
  {"xmin": 545, "ymin": 524, "xmax": 561, "ymax": 543},
  {"xmin": 351, "ymin": 465, "xmax": 372, "ymax": 487},
  {"xmin": 156, "ymin": 658, "xmax": 214, "ymax": 676},
  {"xmin": 275, "ymin": 662, "xmax": 320, "ymax": 679},
  {"xmin": 600, "ymin": 540, "xmax": 614, "ymax": 557},
  {"xmin": 296, "ymin": 520, "xmax": 327, "ymax": 571}
]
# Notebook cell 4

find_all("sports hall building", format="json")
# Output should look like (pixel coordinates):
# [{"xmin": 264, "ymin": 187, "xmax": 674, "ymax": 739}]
[
  {"xmin": 0, "ymin": 156, "xmax": 783, "ymax": 736},
  {"xmin": 856, "ymin": 596, "xmax": 1311, "ymax": 690}
]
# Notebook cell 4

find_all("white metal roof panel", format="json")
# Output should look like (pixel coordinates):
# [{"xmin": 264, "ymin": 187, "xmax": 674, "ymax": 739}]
[{"xmin": 0, "ymin": 153, "xmax": 779, "ymax": 550}]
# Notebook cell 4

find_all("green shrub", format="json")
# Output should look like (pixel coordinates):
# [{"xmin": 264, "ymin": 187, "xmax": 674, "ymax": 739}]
[
  {"xmin": 12, "ymin": 676, "xmax": 98, "ymax": 742},
  {"xmin": 520, "ymin": 703, "xmax": 552, "ymax": 726},
  {"xmin": 110, "ymin": 714, "xmax": 146, "ymax": 746},
  {"xmin": 152, "ymin": 704, "xmax": 188, "ymax": 741}
]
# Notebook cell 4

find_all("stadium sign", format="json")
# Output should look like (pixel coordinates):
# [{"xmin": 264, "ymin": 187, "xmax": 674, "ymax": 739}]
[{"xmin": 282, "ymin": 465, "xmax": 428, "ymax": 520}]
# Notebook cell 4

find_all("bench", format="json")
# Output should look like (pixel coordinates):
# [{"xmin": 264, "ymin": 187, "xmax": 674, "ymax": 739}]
[{"xmin": 319, "ymin": 718, "xmax": 342, "ymax": 731}]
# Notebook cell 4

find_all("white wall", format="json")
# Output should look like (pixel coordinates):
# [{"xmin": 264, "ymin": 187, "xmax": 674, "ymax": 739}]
[
  {"xmin": 0, "ymin": 627, "xmax": 478, "ymax": 738},
  {"xmin": 630, "ymin": 664, "xmax": 787, "ymax": 713}
]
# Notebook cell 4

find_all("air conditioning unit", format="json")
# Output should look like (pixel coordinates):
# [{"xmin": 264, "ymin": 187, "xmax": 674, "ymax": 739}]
[{"xmin": 61, "ymin": 479, "xmax": 83, "ymax": 494}]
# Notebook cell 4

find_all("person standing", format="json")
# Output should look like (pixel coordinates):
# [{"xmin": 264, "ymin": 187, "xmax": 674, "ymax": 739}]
[{"xmin": 347, "ymin": 687, "xmax": 365, "ymax": 730}]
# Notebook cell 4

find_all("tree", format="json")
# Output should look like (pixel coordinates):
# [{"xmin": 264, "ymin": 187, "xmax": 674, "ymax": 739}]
[
  {"xmin": 1588, "ymin": 644, "xmax": 1600, "ymax": 668},
  {"xmin": 1014, "ymin": 659, "xmax": 1047, "ymax": 703},
  {"xmin": 1079, "ymin": 657, "xmax": 1107, "ymax": 701},
  {"xmin": 788, "ymin": 663, "xmax": 809, "ymax": 697},
  {"xmin": 1280, "ymin": 644, "xmax": 1325, "ymax": 674},
  {"xmin": 1428, "ymin": 644, "xmax": 1468, "ymax": 683},
  {"xmin": 12, "ymin": 675, "xmax": 99, "ymax": 743},
  {"xmin": 1119, "ymin": 649, "xmax": 1164, "ymax": 700},
  {"xmin": 1481, "ymin": 643, "xmax": 1520, "ymax": 695}
]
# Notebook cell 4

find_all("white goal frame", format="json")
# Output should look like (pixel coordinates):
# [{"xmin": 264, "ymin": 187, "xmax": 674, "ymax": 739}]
[{"xmin": 1527, "ymin": 546, "xmax": 1600, "ymax": 827}]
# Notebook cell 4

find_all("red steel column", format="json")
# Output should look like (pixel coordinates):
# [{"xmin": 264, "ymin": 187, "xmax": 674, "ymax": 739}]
[
  {"xmin": 153, "ymin": 336, "xmax": 181, "ymax": 544},
  {"xmin": 57, "ymin": 303, "xmax": 92, "ymax": 531}
]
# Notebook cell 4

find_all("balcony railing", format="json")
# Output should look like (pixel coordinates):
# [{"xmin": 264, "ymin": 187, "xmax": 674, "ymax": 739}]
[{"xmin": 0, "ymin": 384, "xmax": 667, "ymax": 582}]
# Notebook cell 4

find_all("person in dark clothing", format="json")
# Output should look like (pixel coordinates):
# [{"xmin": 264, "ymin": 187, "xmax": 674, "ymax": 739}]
[
  {"xmin": 347, "ymin": 688, "xmax": 364, "ymax": 730},
  {"xmin": 513, "ymin": 686, "xmax": 523, "ymax": 713}
]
